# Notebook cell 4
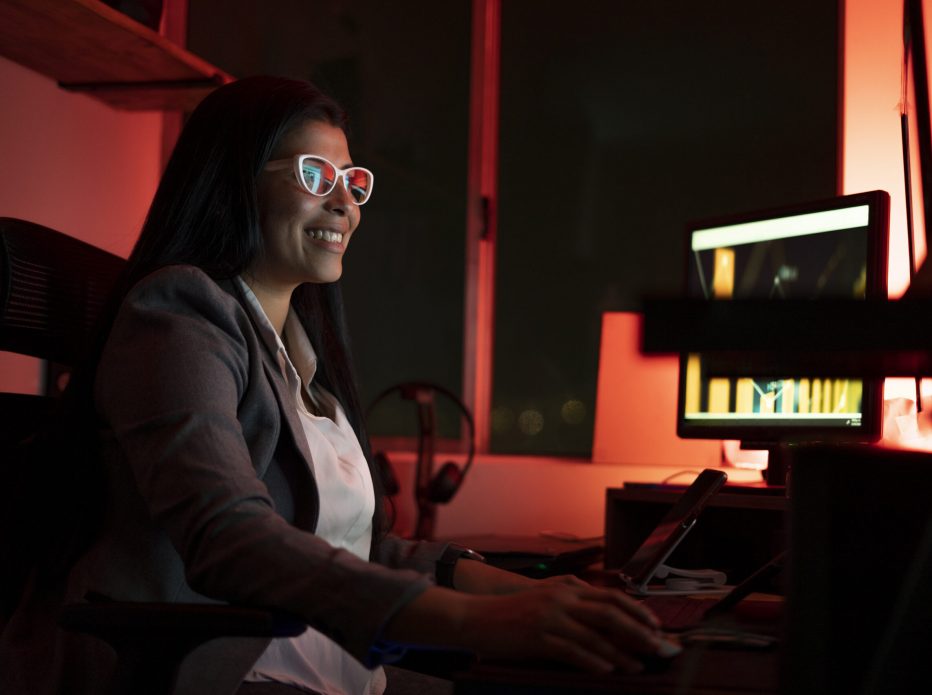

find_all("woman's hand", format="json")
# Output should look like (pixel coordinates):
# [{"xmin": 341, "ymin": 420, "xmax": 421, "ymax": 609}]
[
  {"xmin": 459, "ymin": 582, "xmax": 674, "ymax": 673},
  {"xmin": 384, "ymin": 583, "xmax": 677, "ymax": 674}
]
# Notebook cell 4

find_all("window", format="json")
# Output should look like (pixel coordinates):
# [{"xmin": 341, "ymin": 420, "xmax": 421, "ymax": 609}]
[
  {"xmin": 189, "ymin": 0, "xmax": 471, "ymax": 442},
  {"xmin": 490, "ymin": 0, "xmax": 838, "ymax": 455},
  {"xmin": 190, "ymin": 0, "xmax": 839, "ymax": 457}
]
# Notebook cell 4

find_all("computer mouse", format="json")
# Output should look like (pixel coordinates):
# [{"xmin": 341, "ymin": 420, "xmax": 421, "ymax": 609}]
[{"xmin": 640, "ymin": 634, "xmax": 682, "ymax": 673}]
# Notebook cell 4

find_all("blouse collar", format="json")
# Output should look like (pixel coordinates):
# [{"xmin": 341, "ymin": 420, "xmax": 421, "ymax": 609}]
[{"xmin": 235, "ymin": 277, "xmax": 319, "ymax": 389}]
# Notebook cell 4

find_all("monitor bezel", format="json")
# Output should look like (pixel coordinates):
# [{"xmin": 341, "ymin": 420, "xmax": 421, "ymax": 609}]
[{"xmin": 676, "ymin": 189, "xmax": 890, "ymax": 444}]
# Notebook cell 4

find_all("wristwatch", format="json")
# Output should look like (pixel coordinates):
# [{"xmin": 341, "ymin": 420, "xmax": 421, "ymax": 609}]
[{"xmin": 435, "ymin": 544, "xmax": 487, "ymax": 588}]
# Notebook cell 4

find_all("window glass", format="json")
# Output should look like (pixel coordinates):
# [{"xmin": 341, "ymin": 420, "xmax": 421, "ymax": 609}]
[{"xmin": 492, "ymin": 0, "xmax": 839, "ymax": 455}]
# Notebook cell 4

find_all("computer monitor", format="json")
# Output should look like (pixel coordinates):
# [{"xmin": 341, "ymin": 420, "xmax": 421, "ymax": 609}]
[{"xmin": 676, "ymin": 190, "xmax": 890, "ymax": 485}]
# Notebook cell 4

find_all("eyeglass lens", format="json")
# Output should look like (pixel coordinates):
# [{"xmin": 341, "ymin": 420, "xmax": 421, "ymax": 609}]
[{"xmin": 300, "ymin": 157, "xmax": 372, "ymax": 204}]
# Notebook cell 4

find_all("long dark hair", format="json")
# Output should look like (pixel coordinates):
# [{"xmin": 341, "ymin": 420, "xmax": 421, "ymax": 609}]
[{"xmin": 89, "ymin": 77, "xmax": 385, "ymax": 545}]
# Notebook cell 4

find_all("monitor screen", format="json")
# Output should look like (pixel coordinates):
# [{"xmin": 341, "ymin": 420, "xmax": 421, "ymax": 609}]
[{"xmin": 676, "ymin": 190, "xmax": 889, "ymax": 444}]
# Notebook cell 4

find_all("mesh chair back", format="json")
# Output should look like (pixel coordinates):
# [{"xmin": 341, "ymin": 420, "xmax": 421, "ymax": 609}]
[
  {"xmin": 0, "ymin": 218, "xmax": 125, "ymax": 366},
  {"xmin": 0, "ymin": 220, "xmax": 305, "ymax": 694},
  {"xmin": 0, "ymin": 219, "xmax": 124, "ymax": 618}
]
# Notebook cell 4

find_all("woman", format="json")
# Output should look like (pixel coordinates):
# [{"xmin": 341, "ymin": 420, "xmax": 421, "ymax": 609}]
[{"xmin": 6, "ymin": 76, "xmax": 677, "ymax": 695}]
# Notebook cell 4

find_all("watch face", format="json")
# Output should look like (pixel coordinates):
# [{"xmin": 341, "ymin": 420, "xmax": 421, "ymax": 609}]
[{"xmin": 460, "ymin": 549, "xmax": 486, "ymax": 562}]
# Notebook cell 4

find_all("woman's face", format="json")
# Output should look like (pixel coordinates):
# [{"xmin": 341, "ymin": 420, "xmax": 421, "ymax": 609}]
[{"xmin": 250, "ymin": 120, "xmax": 361, "ymax": 291}]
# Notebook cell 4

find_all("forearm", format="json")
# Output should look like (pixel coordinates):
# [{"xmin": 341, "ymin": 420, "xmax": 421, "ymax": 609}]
[
  {"xmin": 381, "ymin": 585, "xmax": 471, "ymax": 647},
  {"xmin": 452, "ymin": 555, "xmax": 539, "ymax": 594}
]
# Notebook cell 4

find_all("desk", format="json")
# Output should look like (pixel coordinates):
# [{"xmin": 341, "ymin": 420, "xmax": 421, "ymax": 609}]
[
  {"xmin": 453, "ymin": 639, "xmax": 779, "ymax": 694},
  {"xmin": 451, "ymin": 586, "xmax": 783, "ymax": 693},
  {"xmin": 448, "ymin": 485, "xmax": 787, "ymax": 693}
]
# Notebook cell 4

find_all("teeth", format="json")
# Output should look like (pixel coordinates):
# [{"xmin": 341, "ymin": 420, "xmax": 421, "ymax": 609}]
[{"xmin": 307, "ymin": 229, "xmax": 343, "ymax": 243}]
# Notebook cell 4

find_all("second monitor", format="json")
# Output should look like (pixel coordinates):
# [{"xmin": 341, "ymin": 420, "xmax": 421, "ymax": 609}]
[{"xmin": 676, "ymin": 190, "xmax": 890, "ymax": 485}]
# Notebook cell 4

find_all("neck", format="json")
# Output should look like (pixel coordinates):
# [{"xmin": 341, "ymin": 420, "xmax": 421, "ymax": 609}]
[{"xmin": 243, "ymin": 274, "xmax": 295, "ymax": 335}]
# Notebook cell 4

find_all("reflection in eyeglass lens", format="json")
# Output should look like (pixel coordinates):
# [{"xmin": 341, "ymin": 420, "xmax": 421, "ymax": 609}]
[
  {"xmin": 347, "ymin": 169, "xmax": 370, "ymax": 203},
  {"xmin": 300, "ymin": 158, "xmax": 333, "ymax": 194}
]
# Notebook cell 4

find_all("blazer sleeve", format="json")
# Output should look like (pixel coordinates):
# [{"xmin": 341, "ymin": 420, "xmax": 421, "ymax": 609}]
[
  {"xmin": 373, "ymin": 534, "xmax": 452, "ymax": 575},
  {"xmin": 95, "ymin": 266, "xmax": 432, "ymax": 666}
]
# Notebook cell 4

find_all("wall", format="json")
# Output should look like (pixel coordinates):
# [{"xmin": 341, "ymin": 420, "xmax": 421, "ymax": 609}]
[
  {"xmin": 388, "ymin": 454, "xmax": 761, "ymax": 540},
  {"xmin": 592, "ymin": 313, "xmax": 723, "ymax": 469},
  {"xmin": 843, "ymin": 0, "xmax": 917, "ymax": 294},
  {"xmin": 842, "ymin": 1, "xmax": 932, "ymax": 430},
  {"xmin": 0, "ymin": 56, "xmax": 163, "ymax": 394}
]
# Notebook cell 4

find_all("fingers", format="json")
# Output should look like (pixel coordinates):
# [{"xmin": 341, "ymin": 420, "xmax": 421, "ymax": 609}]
[
  {"xmin": 461, "ymin": 584, "xmax": 679, "ymax": 675},
  {"xmin": 574, "ymin": 585, "xmax": 661, "ymax": 630},
  {"xmin": 523, "ymin": 576, "xmax": 658, "ymax": 630},
  {"xmin": 565, "ymin": 597, "xmax": 669, "ymax": 656},
  {"xmin": 531, "ymin": 586, "xmax": 678, "ymax": 672},
  {"xmin": 538, "ymin": 574, "xmax": 590, "ymax": 589},
  {"xmin": 539, "ymin": 613, "xmax": 653, "ymax": 674}
]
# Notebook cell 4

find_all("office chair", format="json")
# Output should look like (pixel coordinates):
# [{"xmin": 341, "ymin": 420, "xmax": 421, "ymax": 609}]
[{"xmin": 0, "ymin": 218, "xmax": 304, "ymax": 695}]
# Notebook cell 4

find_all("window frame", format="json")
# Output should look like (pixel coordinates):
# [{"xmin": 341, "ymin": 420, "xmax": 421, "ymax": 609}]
[{"xmin": 462, "ymin": 0, "xmax": 501, "ymax": 454}]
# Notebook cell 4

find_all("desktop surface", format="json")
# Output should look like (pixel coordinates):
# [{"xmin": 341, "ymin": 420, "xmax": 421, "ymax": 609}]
[
  {"xmin": 623, "ymin": 481, "xmax": 787, "ymax": 497},
  {"xmin": 448, "ymin": 479, "xmax": 786, "ymax": 693},
  {"xmin": 453, "ymin": 613, "xmax": 780, "ymax": 694},
  {"xmin": 453, "ymin": 556, "xmax": 782, "ymax": 693}
]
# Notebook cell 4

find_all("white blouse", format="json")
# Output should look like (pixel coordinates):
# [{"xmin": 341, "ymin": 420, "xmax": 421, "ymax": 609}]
[{"xmin": 237, "ymin": 279, "xmax": 385, "ymax": 695}]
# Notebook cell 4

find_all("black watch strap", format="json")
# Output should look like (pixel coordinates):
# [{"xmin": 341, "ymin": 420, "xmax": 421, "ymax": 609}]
[{"xmin": 435, "ymin": 544, "xmax": 487, "ymax": 588}]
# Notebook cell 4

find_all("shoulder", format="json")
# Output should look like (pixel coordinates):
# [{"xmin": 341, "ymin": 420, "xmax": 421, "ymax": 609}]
[
  {"xmin": 98, "ymin": 266, "xmax": 260, "ymax": 412},
  {"xmin": 126, "ymin": 264, "xmax": 240, "ymax": 311},
  {"xmin": 105, "ymin": 265, "xmax": 258, "ymax": 370},
  {"xmin": 117, "ymin": 265, "xmax": 251, "ymax": 335}
]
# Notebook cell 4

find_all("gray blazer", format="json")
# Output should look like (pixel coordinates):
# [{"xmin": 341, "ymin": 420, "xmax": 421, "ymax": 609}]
[{"xmin": 1, "ymin": 265, "xmax": 447, "ymax": 695}]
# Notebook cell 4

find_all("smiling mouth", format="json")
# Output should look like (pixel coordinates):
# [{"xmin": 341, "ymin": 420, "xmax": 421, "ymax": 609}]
[{"xmin": 306, "ymin": 229, "xmax": 344, "ymax": 243}]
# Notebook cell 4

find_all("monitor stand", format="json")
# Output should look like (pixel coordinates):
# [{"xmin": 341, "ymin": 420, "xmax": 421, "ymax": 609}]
[{"xmin": 741, "ymin": 441, "xmax": 789, "ymax": 489}]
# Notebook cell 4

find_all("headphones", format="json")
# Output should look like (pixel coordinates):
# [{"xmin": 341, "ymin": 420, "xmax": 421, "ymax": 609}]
[{"xmin": 366, "ymin": 382, "xmax": 475, "ymax": 505}]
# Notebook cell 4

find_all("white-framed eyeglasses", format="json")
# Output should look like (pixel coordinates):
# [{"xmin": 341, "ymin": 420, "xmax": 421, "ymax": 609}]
[{"xmin": 265, "ymin": 154, "xmax": 374, "ymax": 205}]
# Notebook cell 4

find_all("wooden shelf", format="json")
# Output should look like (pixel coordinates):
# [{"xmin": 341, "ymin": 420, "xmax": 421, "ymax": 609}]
[{"xmin": 0, "ymin": 0, "xmax": 233, "ymax": 110}]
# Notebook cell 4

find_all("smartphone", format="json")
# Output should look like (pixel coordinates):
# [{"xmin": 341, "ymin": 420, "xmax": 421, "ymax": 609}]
[{"xmin": 619, "ymin": 469, "xmax": 728, "ymax": 593}]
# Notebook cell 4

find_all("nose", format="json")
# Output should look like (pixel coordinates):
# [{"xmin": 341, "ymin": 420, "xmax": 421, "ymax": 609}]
[{"xmin": 324, "ymin": 177, "xmax": 356, "ymax": 215}]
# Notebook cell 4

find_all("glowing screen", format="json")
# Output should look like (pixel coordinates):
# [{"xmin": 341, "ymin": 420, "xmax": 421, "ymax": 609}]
[{"xmin": 681, "ymin": 198, "xmax": 882, "ymax": 432}]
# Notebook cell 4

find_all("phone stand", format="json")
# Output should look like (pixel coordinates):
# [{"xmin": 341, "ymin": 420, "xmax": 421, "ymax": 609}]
[
  {"xmin": 642, "ymin": 564, "xmax": 729, "ymax": 595},
  {"xmin": 654, "ymin": 564, "xmax": 727, "ymax": 585},
  {"xmin": 617, "ymin": 469, "xmax": 731, "ymax": 596}
]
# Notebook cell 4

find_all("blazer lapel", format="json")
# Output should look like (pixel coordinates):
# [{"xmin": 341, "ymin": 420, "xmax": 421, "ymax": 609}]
[{"xmin": 224, "ymin": 278, "xmax": 319, "ymax": 497}]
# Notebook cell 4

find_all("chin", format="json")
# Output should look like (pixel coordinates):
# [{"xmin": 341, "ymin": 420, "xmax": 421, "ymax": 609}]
[{"xmin": 309, "ymin": 268, "xmax": 343, "ymax": 285}]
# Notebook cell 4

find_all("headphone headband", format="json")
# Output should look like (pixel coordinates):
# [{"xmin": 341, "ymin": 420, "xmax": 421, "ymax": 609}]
[
  {"xmin": 367, "ymin": 381, "xmax": 475, "ymax": 538},
  {"xmin": 365, "ymin": 381, "xmax": 476, "ymax": 474}
]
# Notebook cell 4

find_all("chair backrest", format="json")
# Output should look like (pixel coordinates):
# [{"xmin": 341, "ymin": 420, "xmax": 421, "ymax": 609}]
[
  {"xmin": 0, "ymin": 218, "xmax": 126, "ymax": 619},
  {"xmin": 0, "ymin": 217, "xmax": 125, "ymax": 368},
  {"xmin": 0, "ymin": 220, "xmax": 307, "ymax": 695}
]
